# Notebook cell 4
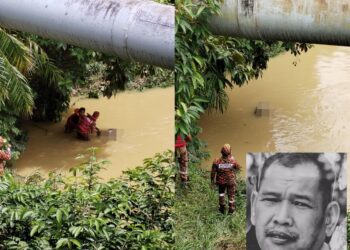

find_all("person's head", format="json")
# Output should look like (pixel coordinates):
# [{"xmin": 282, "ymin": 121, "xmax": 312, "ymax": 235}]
[
  {"xmin": 92, "ymin": 111, "xmax": 100, "ymax": 119},
  {"xmin": 79, "ymin": 107, "xmax": 86, "ymax": 116},
  {"xmin": 221, "ymin": 144, "xmax": 231, "ymax": 157},
  {"xmin": 74, "ymin": 108, "xmax": 79, "ymax": 114},
  {"xmin": 250, "ymin": 153, "xmax": 340, "ymax": 250}
]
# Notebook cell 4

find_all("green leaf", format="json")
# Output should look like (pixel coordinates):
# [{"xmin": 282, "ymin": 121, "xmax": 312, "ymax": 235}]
[
  {"xmin": 56, "ymin": 238, "xmax": 68, "ymax": 249},
  {"xmin": 56, "ymin": 209, "xmax": 62, "ymax": 225},
  {"xmin": 30, "ymin": 225, "xmax": 39, "ymax": 237},
  {"xmin": 70, "ymin": 239, "xmax": 81, "ymax": 248}
]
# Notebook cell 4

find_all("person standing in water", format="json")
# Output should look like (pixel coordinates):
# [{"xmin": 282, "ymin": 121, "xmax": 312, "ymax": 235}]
[
  {"xmin": 65, "ymin": 108, "xmax": 80, "ymax": 133},
  {"xmin": 77, "ymin": 107, "xmax": 91, "ymax": 141},
  {"xmin": 87, "ymin": 111, "xmax": 101, "ymax": 136},
  {"xmin": 211, "ymin": 144, "xmax": 240, "ymax": 214}
]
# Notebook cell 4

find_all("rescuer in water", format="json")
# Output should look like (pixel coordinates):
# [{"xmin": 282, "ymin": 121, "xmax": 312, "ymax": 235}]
[
  {"xmin": 76, "ymin": 107, "xmax": 91, "ymax": 141},
  {"xmin": 175, "ymin": 133, "xmax": 192, "ymax": 187},
  {"xmin": 87, "ymin": 111, "xmax": 101, "ymax": 136},
  {"xmin": 77, "ymin": 108, "xmax": 101, "ymax": 140},
  {"xmin": 65, "ymin": 108, "xmax": 80, "ymax": 133},
  {"xmin": 211, "ymin": 144, "xmax": 240, "ymax": 214},
  {"xmin": 0, "ymin": 136, "xmax": 11, "ymax": 176}
]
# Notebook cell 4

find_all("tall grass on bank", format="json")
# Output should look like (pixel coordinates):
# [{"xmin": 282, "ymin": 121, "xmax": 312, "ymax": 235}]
[{"xmin": 174, "ymin": 164, "xmax": 246, "ymax": 250}]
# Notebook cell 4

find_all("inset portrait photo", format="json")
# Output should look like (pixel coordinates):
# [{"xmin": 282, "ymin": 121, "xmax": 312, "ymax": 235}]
[{"xmin": 246, "ymin": 153, "xmax": 347, "ymax": 250}]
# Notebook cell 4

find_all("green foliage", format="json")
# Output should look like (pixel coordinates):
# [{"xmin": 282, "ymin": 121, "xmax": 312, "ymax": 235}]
[
  {"xmin": 29, "ymin": 37, "xmax": 95, "ymax": 87},
  {"xmin": 174, "ymin": 164, "xmax": 246, "ymax": 250},
  {"xmin": 175, "ymin": 0, "xmax": 311, "ymax": 141},
  {"xmin": 31, "ymin": 37, "xmax": 174, "ymax": 98},
  {"xmin": 0, "ymin": 110, "xmax": 26, "ymax": 162},
  {"xmin": 0, "ymin": 28, "xmax": 34, "ymax": 116},
  {"xmin": 0, "ymin": 29, "xmax": 66, "ymax": 122},
  {"xmin": 126, "ymin": 65, "xmax": 174, "ymax": 91},
  {"xmin": 0, "ymin": 150, "xmax": 175, "ymax": 249},
  {"xmin": 24, "ymin": 39, "xmax": 68, "ymax": 122},
  {"xmin": 0, "ymin": 29, "xmax": 65, "ymax": 161}
]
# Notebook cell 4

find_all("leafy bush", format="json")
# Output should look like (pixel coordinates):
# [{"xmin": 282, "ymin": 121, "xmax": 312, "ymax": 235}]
[
  {"xmin": 0, "ymin": 149, "xmax": 175, "ymax": 249},
  {"xmin": 0, "ymin": 110, "xmax": 27, "ymax": 162}
]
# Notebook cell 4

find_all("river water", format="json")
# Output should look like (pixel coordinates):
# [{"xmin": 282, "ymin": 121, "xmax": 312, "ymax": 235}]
[
  {"xmin": 13, "ymin": 87, "xmax": 174, "ymax": 179},
  {"xmin": 198, "ymin": 45, "xmax": 350, "ymax": 202}
]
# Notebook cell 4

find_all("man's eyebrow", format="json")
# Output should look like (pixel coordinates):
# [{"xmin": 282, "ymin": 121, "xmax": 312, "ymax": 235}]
[
  {"xmin": 260, "ymin": 191, "xmax": 281, "ymax": 198},
  {"xmin": 291, "ymin": 194, "xmax": 313, "ymax": 202}
]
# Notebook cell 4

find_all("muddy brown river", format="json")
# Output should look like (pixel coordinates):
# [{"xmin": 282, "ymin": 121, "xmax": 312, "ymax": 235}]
[
  {"xmin": 198, "ymin": 45, "xmax": 350, "ymax": 204},
  {"xmin": 13, "ymin": 87, "xmax": 174, "ymax": 179}
]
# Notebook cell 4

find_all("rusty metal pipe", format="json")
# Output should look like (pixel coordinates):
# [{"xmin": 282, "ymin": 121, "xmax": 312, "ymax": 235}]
[
  {"xmin": 210, "ymin": 0, "xmax": 350, "ymax": 46},
  {"xmin": 0, "ymin": 0, "xmax": 174, "ymax": 69}
]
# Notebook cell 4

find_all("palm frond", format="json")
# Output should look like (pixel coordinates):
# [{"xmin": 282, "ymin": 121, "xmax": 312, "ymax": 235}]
[
  {"xmin": 27, "ymin": 38, "xmax": 63, "ymax": 84},
  {"xmin": 0, "ymin": 52, "xmax": 34, "ymax": 115},
  {"xmin": 0, "ymin": 28, "xmax": 34, "ymax": 74}
]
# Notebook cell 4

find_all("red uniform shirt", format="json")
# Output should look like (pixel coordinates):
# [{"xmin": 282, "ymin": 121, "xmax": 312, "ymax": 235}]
[
  {"xmin": 66, "ymin": 113, "xmax": 80, "ymax": 130},
  {"xmin": 211, "ymin": 156, "xmax": 239, "ymax": 185},
  {"xmin": 175, "ymin": 135, "xmax": 187, "ymax": 148},
  {"xmin": 77, "ymin": 116, "xmax": 92, "ymax": 135}
]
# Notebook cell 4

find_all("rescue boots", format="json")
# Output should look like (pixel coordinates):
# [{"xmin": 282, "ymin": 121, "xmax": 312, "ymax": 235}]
[
  {"xmin": 180, "ymin": 181, "xmax": 188, "ymax": 189},
  {"xmin": 228, "ymin": 203, "xmax": 235, "ymax": 214},
  {"xmin": 228, "ymin": 207, "xmax": 235, "ymax": 214},
  {"xmin": 219, "ymin": 205, "xmax": 226, "ymax": 214}
]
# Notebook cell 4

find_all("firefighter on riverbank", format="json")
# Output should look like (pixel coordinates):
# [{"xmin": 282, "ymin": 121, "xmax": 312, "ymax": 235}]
[
  {"xmin": 175, "ymin": 134, "xmax": 192, "ymax": 187},
  {"xmin": 211, "ymin": 144, "xmax": 240, "ymax": 214}
]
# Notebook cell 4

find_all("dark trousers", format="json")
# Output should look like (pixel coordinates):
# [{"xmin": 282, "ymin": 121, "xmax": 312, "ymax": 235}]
[
  {"xmin": 218, "ymin": 184, "xmax": 236, "ymax": 210},
  {"xmin": 176, "ymin": 146, "xmax": 188, "ymax": 182}
]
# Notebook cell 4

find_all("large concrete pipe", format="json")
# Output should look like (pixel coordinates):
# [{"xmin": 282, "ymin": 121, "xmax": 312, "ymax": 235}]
[
  {"xmin": 0, "ymin": 0, "xmax": 174, "ymax": 69},
  {"xmin": 210, "ymin": 0, "xmax": 350, "ymax": 46}
]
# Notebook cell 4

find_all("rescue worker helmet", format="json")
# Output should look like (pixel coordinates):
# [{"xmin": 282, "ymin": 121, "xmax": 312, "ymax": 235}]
[{"xmin": 221, "ymin": 144, "xmax": 231, "ymax": 156}]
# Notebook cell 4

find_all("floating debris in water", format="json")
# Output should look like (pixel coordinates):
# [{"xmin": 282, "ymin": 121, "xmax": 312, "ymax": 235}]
[
  {"xmin": 254, "ymin": 102, "xmax": 270, "ymax": 117},
  {"xmin": 101, "ymin": 128, "xmax": 117, "ymax": 141}
]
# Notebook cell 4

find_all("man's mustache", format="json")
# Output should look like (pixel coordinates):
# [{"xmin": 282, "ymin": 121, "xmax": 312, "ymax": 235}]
[{"xmin": 265, "ymin": 227, "xmax": 299, "ymax": 242}]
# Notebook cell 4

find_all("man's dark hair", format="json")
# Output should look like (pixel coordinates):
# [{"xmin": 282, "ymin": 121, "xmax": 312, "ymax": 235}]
[
  {"xmin": 79, "ymin": 107, "xmax": 86, "ymax": 112},
  {"xmin": 257, "ymin": 153, "xmax": 336, "ymax": 208}
]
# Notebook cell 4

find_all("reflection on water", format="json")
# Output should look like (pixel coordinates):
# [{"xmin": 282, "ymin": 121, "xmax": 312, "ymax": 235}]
[
  {"xmin": 13, "ymin": 87, "xmax": 174, "ymax": 179},
  {"xmin": 198, "ymin": 45, "xmax": 350, "ymax": 204}
]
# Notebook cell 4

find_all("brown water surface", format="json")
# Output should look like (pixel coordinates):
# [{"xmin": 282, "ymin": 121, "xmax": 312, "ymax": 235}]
[
  {"xmin": 198, "ymin": 45, "xmax": 350, "ymax": 202},
  {"xmin": 13, "ymin": 87, "xmax": 174, "ymax": 179}
]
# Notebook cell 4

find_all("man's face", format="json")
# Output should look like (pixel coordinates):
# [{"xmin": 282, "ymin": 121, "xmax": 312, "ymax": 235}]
[
  {"xmin": 0, "ymin": 137, "xmax": 3, "ymax": 147},
  {"xmin": 251, "ymin": 161, "xmax": 327, "ymax": 250}
]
